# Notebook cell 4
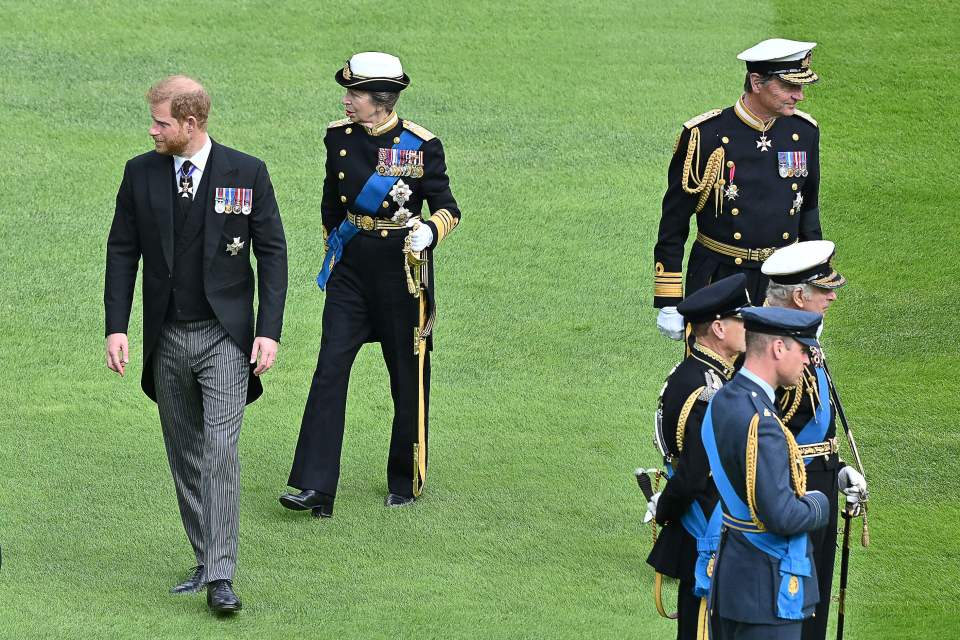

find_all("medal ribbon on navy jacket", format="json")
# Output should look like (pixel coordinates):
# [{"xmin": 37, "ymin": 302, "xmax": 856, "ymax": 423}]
[
  {"xmin": 354, "ymin": 131, "xmax": 424, "ymax": 215},
  {"xmin": 317, "ymin": 130, "xmax": 426, "ymax": 290},
  {"xmin": 701, "ymin": 389, "xmax": 812, "ymax": 620}
]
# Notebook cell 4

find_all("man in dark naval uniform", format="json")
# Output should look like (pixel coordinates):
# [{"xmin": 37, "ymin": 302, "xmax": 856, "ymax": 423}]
[
  {"xmin": 644, "ymin": 274, "xmax": 749, "ymax": 640},
  {"xmin": 280, "ymin": 52, "xmax": 460, "ymax": 515},
  {"xmin": 762, "ymin": 241, "xmax": 868, "ymax": 640},
  {"xmin": 654, "ymin": 38, "xmax": 824, "ymax": 342},
  {"xmin": 702, "ymin": 306, "xmax": 830, "ymax": 639}
]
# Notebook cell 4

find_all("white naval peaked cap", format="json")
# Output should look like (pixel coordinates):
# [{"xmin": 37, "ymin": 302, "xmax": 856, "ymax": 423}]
[
  {"xmin": 762, "ymin": 240, "xmax": 846, "ymax": 289},
  {"xmin": 737, "ymin": 39, "xmax": 817, "ymax": 62},
  {"xmin": 336, "ymin": 51, "xmax": 411, "ymax": 91},
  {"xmin": 349, "ymin": 52, "xmax": 404, "ymax": 78}
]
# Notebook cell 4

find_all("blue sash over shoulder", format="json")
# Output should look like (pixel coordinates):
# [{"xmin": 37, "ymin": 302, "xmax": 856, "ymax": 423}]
[
  {"xmin": 702, "ymin": 395, "xmax": 812, "ymax": 620},
  {"xmin": 794, "ymin": 365, "xmax": 832, "ymax": 464},
  {"xmin": 316, "ymin": 129, "xmax": 425, "ymax": 290}
]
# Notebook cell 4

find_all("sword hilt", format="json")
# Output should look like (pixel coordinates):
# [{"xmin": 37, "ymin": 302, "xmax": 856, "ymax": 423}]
[{"xmin": 634, "ymin": 468, "xmax": 655, "ymax": 501}]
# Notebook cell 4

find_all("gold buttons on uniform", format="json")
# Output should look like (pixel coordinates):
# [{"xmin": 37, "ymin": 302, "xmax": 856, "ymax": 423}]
[
  {"xmin": 791, "ymin": 183, "xmax": 798, "ymax": 191},
  {"xmin": 382, "ymin": 201, "xmax": 389, "ymax": 209},
  {"xmin": 380, "ymin": 230, "xmax": 389, "ymax": 238},
  {"xmin": 735, "ymin": 257, "xmax": 743, "ymax": 265},
  {"xmin": 340, "ymin": 195, "xmax": 347, "ymax": 203},
  {"xmin": 338, "ymin": 171, "xmax": 345, "ymax": 180},
  {"xmin": 339, "ymin": 149, "xmax": 347, "ymax": 157},
  {"xmin": 731, "ymin": 208, "xmax": 739, "ymax": 216},
  {"xmin": 722, "ymin": 136, "xmax": 729, "ymax": 144},
  {"xmin": 345, "ymin": 127, "xmax": 352, "ymax": 134},
  {"xmin": 792, "ymin": 133, "xmax": 799, "ymax": 141},
  {"xmin": 726, "ymin": 161, "xmax": 734, "ymax": 168},
  {"xmin": 783, "ymin": 232, "xmax": 790, "ymax": 240},
  {"xmin": 733, "ymin": 232, "xmax": 742, "ymax": 240},
  {"xmin": 393, "ymin": 136, "xmax": 401, "ymax": 144}
]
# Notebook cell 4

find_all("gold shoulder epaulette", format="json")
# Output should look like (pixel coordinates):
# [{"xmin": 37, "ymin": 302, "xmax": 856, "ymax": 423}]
[
  {"xmin": 793, "ymin": 109, "xmax": 818, "ymax": 128},
  {"xmin": 402, "ymin": 120, "xmax": 436, "ymax": 142},
  {"xmin": 683, "ymin": 109, "xmax": 722, "ymax": 129},
  {"xmin": 328, "ymin": 117, "xmax": 352, "ymax": 129}
]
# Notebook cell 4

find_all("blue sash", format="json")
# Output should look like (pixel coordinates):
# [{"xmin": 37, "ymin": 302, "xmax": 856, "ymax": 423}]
[
  {"xmin": 661, "ymin": 450, "xmax": 722, "ymax": 598},
  {"xmin": 701, "ymin": 395, "xmax": 812, "ymax": 620},
  {"xmin": 794, "ymin": 365, "xmax": 832, "ymax": 464},
  {"xmin": 316, "ymin": 129, "xmax": 425, "ymax": 290}
]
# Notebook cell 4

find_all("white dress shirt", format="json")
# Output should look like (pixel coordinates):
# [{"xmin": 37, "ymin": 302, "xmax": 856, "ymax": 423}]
[{"xmin": 173, "ymin": 135, "xmax": 213, "ymax": 197}]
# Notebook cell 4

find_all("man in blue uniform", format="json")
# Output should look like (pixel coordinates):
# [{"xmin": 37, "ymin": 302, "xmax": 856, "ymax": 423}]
[
  {"xmin": 702, "ymin": 307, "xmax": 830, "ymax": 639},
  {"xmin": 761, "ymin": 241, "xmax": 868, "ymax": 640},
  {"xmin": 655, "ymin": 39, "xmax": 824, "ymax": 341},
  {"xmin": 644, "ymin": 274, "xmax": 750, "ymax": 639}
]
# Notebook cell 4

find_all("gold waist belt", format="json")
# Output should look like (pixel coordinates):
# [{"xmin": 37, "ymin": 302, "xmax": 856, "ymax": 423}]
[
  {"xmin": 696, "ymin": 232, "xmax": 795, "ymax": 263},
  {"xmin": 348, "ymin": 211, "xmax": 419, "ymax": 231},
  {"xmin": 797, "ymin": 437, "xmax": 838, "ymax": 458}
]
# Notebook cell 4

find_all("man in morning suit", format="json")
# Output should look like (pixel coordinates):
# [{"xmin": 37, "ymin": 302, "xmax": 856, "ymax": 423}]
[
  {"xmin": 104, "ymin": 75, "xmax": 287, "ymax": 614},
  {"xmin": 654, "ymin": 38, "xmax": 824, "ymax": 342},
  {"xmin": 702, "ymin": 307, "xmax": 830, "ymax": 639}
]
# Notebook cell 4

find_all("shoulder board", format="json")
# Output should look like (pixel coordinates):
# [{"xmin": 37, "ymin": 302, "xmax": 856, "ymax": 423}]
[
  {"xmin": 699, "ymin": 369, "xmax": 724, "ymax": 401},
  {"xmin": 327, "ymin": 117, "xmax": 352, "ymax": 129},
  {"xmin": 793, "ymin": 109, "xmax": 818, "ymax": 128},
  {"xmin": 402, "ymin": 120, "xmax": 436, "ymax": 142},
  {"xmin": 683, "ymin": 109, "xmax": 722, "ymax": 129}
]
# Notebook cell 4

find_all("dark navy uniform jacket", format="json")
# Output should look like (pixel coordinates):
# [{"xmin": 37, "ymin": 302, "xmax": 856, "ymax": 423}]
[
  {"xmin": 707, "ymin": 372, "xmax": 829, "ymax": 624},
  {"xmin": 321, "ymin": 113, "xmax": 460, "ymax": 248},
  {"xmin": 654, "ymin": 98, "xmax": 822, "ymax": 308},
  {"xmin": 648, "ymin": 346, "xmax": 734, "ymax": 583}
]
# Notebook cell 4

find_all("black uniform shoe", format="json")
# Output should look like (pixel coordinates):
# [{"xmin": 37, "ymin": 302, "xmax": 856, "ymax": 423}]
[
  {"xmin": 170, "ymin": 565, "xmax": 205, "ymax": 594},
  {"xmin": 279, "ymin": 489, "xmax": 334, "ymax": 518},
  {"xmin": 385, "ymin": 493, "xmax": 416, "ymax": 508},
  {"xmin": 207, "ymin": 579, "xmax": 242, "ymax": 614}
]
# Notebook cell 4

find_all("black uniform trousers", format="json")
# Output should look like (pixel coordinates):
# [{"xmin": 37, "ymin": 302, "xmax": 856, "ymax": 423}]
[
  {"xmin": 685, "ymin": 242, "xmax": 770, "ymax": 306},
  {"xmin": 801, "ymin": 467, "xmax": 839, "ymax": 640},
  {"xmin": 288, "ymin": 229, "xmax": 429, "ymax": 499}
]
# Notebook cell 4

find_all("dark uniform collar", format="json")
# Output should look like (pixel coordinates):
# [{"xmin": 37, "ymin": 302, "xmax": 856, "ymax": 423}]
[
  {"xmin": 364, "ymin": 111, "xmax": 400, "ymax": 137},
  {"xmin": 692, "ymin": 342, "xmax": 736, "ymax": 380},
  {"xmin": 734, "ymin": 95, "xmax": 777, "ymax": 132}
]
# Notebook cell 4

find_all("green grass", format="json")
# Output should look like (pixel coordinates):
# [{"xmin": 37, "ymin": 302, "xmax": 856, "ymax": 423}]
[{"xmin": 0, "ymin": 0, "xmax": 958, "ymax": 637}]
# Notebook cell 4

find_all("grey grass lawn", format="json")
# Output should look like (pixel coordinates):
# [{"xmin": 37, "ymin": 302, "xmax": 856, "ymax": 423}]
[{"xmin": 0, "ymin": 0, "xmax": 957, "ymax": 638}]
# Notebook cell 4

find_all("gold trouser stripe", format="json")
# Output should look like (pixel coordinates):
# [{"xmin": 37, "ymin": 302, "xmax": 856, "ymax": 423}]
[
  {"xmin": 653, "ymin": 572, "xmax": 679, "ymax": 619},
  {"xmin": 413, "ymin": 293, "xmax": 428, "ymax": 497},
  {"xmin": 697, "ymin": 597, "xmax": 710, "ymax": 640}
]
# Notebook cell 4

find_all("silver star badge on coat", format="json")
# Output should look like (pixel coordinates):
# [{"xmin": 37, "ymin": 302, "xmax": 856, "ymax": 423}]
[
  {"xmin": 226, "ymin": 237, "xmax": 245, "ymax": 256},
  {"xmin": 793, "ymin": 192, "xmax": 804, "ymax": 210},
  {"xmin": 756, "ymin": 134, "xmax": 772, "ymax": 152}
]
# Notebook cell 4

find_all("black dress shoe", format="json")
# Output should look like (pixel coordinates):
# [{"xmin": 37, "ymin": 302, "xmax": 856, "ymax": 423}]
[
  {"xmin": 279, "ymin": 489, "xmax": 334, "ymax": 518},
  {"xmin": 385, "ymin": 493, "xmax": 416, "ymax": 508},
  {"xmin": 207, "ymin": 579, "xmax": 242, "ymax": 614},
  {"xmin": 170, "ymin": 565, "xmax": 205, "ymax": 594}
]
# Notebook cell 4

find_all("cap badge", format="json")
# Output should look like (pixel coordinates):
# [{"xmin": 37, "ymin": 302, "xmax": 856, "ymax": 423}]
[{"xmin": 342, "ymin": 62, "xmax": 352, "ymax": 80}]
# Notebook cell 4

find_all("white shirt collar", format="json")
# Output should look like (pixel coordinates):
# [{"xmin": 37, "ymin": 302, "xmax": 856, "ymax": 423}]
[
  {"xmin": 739, "ymin": 366, "xmax": 776, "ymax": 402},
  {"xmin": 174, "ymin": 135, "xmax": 212, "ymax": 174}
]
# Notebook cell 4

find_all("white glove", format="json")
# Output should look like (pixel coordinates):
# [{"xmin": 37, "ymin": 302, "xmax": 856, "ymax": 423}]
[
  {"xmin": 657, "ymin": 307, "xmax": 685, "ymax": 341},
  {"xmin": 406, "ymin": 219, "xmax": 434, "ymax": 252},
  {"xmin": 838, "ymin": 466, "xmax": 868, "ymax": 512},
  {"xmin": 643, "ymin": 491, "xmax": 661, "ymax": 524}
]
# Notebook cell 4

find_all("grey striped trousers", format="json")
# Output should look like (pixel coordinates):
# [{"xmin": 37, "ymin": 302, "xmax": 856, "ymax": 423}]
[{"xmin": 152, "ymin": 319, "xmax": 248, "ymax": 582}]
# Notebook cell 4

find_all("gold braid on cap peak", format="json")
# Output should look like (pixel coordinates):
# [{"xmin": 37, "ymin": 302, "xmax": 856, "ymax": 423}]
[
  {"xmin": 681, "ymin": 128, "xmax": 725, "ymax": 216},
  {"xmin": 746, "ymin": 413, "xmax": 808, "ymax": 530}
]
